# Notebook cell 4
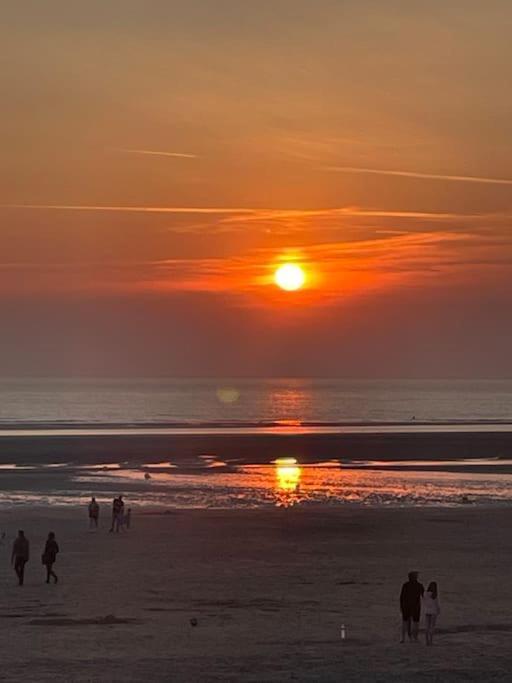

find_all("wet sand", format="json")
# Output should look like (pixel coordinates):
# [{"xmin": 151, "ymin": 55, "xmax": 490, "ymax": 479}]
[
  {"xmin": 3, "ymin": 429, "xmax": 512, "ymax": 466},
  {"xmin": 1, "ymin": 506, "xmax": 512, "ymax": 681}
]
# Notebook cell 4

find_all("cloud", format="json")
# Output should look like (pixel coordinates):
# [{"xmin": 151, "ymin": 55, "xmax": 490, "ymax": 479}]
[
  {"xmin": 1, "ymin": 204, "xmax": 254, "ymax": 215},
  {"xmin": 322, "ymin": 166, "xmax": 512, "ymax": 186},
  {"xmin": 119, "ymin": 148, "xmax": 198, "ymax": 159},
  {"xmin": 0, "ymin": 204, "xmax": 477, "ymax": 221},
  {"xmin": 1, "ymin": 227, "xmax": 511, "ymax": 302}
]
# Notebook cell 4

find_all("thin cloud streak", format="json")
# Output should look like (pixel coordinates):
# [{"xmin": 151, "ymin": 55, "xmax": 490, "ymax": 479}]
[
  {"xmin": 1, "ymin": 204, "xmax": 479, "ymax": 221},
  {"xmin": 119, "ymin": 148, "xmax": 198, "ymax": 159},
  {"xmin": 322, "ymin": 166, "xmax": 512, "ymax": 186},
  {"xmin": 1, "ymin": 204, "xmax": 255, "ymax": 215}
]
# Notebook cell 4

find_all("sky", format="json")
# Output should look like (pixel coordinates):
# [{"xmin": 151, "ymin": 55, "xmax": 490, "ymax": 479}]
[{"xmin": 2, "ymin": 0, "xmax": 512, "ymax": 377}]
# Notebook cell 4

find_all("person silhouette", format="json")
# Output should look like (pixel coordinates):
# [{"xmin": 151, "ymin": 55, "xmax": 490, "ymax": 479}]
[
  {"xmin": 423, "ymin": 581, "xmax": 441, "ymax": 645},
  {"xmin": 11, "ymin": 530, "xmax": 29, "ymax": 586},
  {"xmin": 400, "ymin": 570, "xmax": 424, "ymax": 642},
  {"xmin": 42, "ymin": 532, "xmax": 59, "ymax": 584},
  {"xmin": 110, "ymin": 495, "xmax": 124, "ymax": 533},
  {"xmin": 88, "ymin": 497, "xmax": 100, "ymax": 529}
]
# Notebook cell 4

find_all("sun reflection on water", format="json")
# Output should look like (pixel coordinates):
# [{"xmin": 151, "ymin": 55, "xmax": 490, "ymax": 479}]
[{"xmin": 274, "ymin": 458, "xmax": 302, "ymax": 506}]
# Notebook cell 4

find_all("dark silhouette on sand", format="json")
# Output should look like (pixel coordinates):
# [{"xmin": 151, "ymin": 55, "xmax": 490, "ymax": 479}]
[
  {"xmin": 110, "ymin": 495, "xmax": 124, "ymax": 533},
  {"xmin": 88, "ymin": 496, "xmax": 100, "ymax": 529},
  {"xmin": 42, "ymin": 532, "xmax": 59, "ymax": 584},
  {"xmin": 11, "ymin": 530, "xmax": 29, "ymax": 586},
  {"xmin": 400, "ymin": 570, "xmax": 424, "ymax": 642}
]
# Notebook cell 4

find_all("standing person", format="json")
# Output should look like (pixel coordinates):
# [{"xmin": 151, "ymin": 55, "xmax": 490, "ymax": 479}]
[
  {"xmin": 400, "ymin": 570, "xmax": 424, "ymax": 643},
  {"xmin": 124, "ymin": 508, "xmax": 131, "ymax": 530},
  {"xmin": 42, "ymin": 532, "xmax": 59, "ymax": 584},
  {"xmin": 109, "ymin": 495, "xmax": 124, "ymax": 533},
  {"xmin": 423, "ymin": 581, "xmax": 441, "ymax": 646},
  {"xmin": 88, "ymin": 496, "xmax": 100, "ymax": 529},
  {"xmin": 11, "ymin": 530, "xmax": 29, "ymax": 586},
  {"xmin": 109, "ymin": 496, "xmax": 119, "ymax": 532},
  {"xmin": 116, "ymin": 496, "xmax": 125, "ymax": 532}
]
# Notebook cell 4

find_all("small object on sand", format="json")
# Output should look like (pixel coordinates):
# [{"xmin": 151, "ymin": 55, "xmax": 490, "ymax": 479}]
[
  {"xmin": 190, "ymin": 618, "xmax": 198, "ymax": 627},
  {"xmin": 461, "ymin": 495, "xmax": 470, "ymax": 504},
  {"xmin": 144, "ymin": 472, "xmax": 151, "ymax": 480},
  {"xmin": 340, "ymin": 623, "xmax": 346, "ymax": 640}
]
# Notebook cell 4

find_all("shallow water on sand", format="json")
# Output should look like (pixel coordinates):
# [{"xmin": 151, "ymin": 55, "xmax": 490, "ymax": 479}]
[{"xmin": 1, "ymin": 458, "xmax": 512, "ymax": 509}]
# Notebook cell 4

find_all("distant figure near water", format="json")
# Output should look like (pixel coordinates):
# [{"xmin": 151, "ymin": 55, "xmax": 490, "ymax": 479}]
[
  {"xmin": 88, "ymin": 496, "xmax": 100, "ymax": 529},
  {"xmin": 110, "ymin": 495, "xmax": 124, "ymax": 533},
  {"xmin": 422, "ymin": 581, "xmax": 440, "ymax": 645},
  {"xmin": 400, "ymin": 571, "xmax": 424, "ymax": 642},
  {"xmin": 11, "ymin": 530, "xmax": 29, "ymax": 586},
  {"xmin": 42, "ymin": 532, "xmax": 59, "ymax": 584}
]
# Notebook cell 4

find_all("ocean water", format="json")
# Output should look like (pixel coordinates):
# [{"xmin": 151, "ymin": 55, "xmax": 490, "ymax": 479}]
[
  {"xmin": 2, "ymin": 378, "xmax": 512, "ymax": 508},
  {"xmin": 1, "ymin": 377, "xmax": 512, "ymax": 428}
]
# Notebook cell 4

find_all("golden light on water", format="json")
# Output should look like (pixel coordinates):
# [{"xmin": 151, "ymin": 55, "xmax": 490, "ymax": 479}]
[
  {"xmin": 216, "ymin": 387, "xmax": 240, "ymax": 404},
  {"xmin": 274, "ymin": 263, "xmax": 306, "ymax": 291},
  {"xmin": 274, "ymin": 457, "xmax": 302, "ymax": 492}
]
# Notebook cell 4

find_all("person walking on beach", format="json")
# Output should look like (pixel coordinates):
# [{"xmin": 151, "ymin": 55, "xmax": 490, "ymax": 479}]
[
  {"xmin": 88, "ymin": 496, "xmax": 100, "ymax": 529},
  {"xmin": 400, "ymin": 570, "xmax": 424, "ymax": 642},
  {"xmin": 11, "ymin": 530, "xmax": 29, "ymax": 586},
  {"xmin": 110, "ymin": 495, "xmax": 124, "ymax": 533},
  {"xmin": 422, "ymin": 581, "xmax": 440, "ymax": 645},
  {"xmin": 42, "ymin": 532, "xmax": 59, "ymax": 584}
]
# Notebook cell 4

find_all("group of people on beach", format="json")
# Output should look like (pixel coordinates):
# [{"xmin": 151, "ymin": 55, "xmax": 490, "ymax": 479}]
[
  {"xmin": 88, "ymin": 495, "xmax": 131, "ymax": 532},
  {"xmin": 9, "ymin": 495, "xmax": 131, "ymax": 586},
  {"xmin": 11, "ymin": 529, "xmax": 59, "ymax": 586},
  {"xmin": 400, "ymin": 571, "xmax": 440, "ymax": 645}
]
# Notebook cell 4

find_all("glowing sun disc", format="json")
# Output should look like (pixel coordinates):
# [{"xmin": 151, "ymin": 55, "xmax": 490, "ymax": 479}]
[{"xmin": 274, "ymin": 263, "xmax": 306, "ymax": 291}]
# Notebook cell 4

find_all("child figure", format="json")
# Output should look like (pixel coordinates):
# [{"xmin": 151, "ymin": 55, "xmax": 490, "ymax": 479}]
[{"xmin": 423, "ymin": 581, "xmax": 440, "ymax": 645}]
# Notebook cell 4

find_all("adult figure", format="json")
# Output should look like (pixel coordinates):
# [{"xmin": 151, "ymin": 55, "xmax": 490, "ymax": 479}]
[
  {"xmin": 42, "ymin": 532, "xmax": 59, "ymax": 584},
  {"xmin": 400, "ymin": 570, "xmax": 424, "ymax": 642},
  {"xmin": 11, "ymin": 530, "xmax": 29, "ymax": 586},
  {"xmin": 423, "ymin": 581, "xmax": 441, "ymax": 645},
  {"xmin": 110, "ymin": 495, "xmax": 124, "ymax": 533},
  {"xmin": 88, "ymin": 497, "xmax": 100, "ymax": 529}
]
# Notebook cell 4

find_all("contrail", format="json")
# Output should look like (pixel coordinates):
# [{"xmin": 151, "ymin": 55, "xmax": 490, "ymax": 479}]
[
  {"xmin": 120, "ymin": 148, "xmax": 198, "ymax": 159},
  {"xmin": 1, "ymin": 204, "xmax": 252, "ymax": 214},
  {"xmin": 0, "ymin": 204, "xmax": 471, "ymax": 220},
  {"xmin": 322, "ymin": 166, "xmax": 512, "ymax": 186}
]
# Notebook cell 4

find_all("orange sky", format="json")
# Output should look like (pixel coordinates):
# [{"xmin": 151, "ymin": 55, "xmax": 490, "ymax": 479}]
[{"xmin": 1, "ymin": 1, "xmax": 512, "ymax": 376}]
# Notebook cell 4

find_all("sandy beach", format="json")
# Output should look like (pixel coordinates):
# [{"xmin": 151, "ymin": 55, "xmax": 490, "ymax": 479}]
[{"xmin": 1, "ymin": 505, "xmax": 512, "ymax": 682}]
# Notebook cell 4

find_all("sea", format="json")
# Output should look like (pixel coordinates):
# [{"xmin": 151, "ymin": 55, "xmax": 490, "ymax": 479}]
[
  {"xmin": 1, "ymin": 377, "xmax": 512, "ymax": 509},
  {"xmin": 2, "ymin": 377, "xmax": 512, "ymax": 428}
]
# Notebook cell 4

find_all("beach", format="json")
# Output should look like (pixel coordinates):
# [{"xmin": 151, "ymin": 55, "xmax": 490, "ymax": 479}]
[
  {"xmin": 3, "ymin": 427, "xmax": 512, "ymax": 466},
  {"xmin": 1, "ymin": 505, "xmax": 512, "ymax": 681}
]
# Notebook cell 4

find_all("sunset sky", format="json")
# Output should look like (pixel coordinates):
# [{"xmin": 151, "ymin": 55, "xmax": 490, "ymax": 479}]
[{"xmin": 2, "ymin": 1, "xmax": 512, "ymax": 377}]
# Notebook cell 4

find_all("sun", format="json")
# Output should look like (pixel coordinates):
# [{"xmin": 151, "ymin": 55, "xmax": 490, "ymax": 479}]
[{"xmin": 274, "ymin": 263, "xmax": 306, "ymax": 291}]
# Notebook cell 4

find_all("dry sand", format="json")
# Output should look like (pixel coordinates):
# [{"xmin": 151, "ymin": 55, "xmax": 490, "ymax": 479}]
[{"xmin": 1, "ymin": 505, "xmax": 511, "ymax": 682}]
